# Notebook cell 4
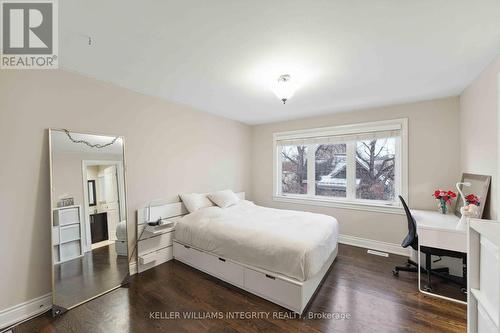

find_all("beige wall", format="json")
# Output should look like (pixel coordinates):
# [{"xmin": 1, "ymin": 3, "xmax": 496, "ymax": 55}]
[
  {"xmin": 459, "ymin": 56, "xmax": 500, "ymax": 220},
  {"xmin": 251, "ymin": 97, "xmax": 461, "ymax": 244},
  {"xmin": 0, "ymin": 70, "xmax": 252, "ymax": 311}
]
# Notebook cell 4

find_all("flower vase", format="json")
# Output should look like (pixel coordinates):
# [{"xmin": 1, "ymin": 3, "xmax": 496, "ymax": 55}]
[{"xmin": 438, "ymin": 199, "xmax": 447, "ymax": 214}]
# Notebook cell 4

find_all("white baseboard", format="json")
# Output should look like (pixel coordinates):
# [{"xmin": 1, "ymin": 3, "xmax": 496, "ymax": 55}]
[
  {"xmin": 129, "ymin": 261, "xmax": 138, "ymax": 275},
  {"xmin": 338, "ymin": 234, "xmax": 410, "ymax": 257},
  {"xmin": 1, "ymin": 262, "xmax": 136, "ymax": 330},
  {"xmin": 0, "ymin": 293, "xmax": 52, "ymax": 331}
]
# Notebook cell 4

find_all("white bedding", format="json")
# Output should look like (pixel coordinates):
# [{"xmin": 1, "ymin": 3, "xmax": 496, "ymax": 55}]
[{"xmin": 174, "ymin": 200, "xmax": 338, "ymax": 281}]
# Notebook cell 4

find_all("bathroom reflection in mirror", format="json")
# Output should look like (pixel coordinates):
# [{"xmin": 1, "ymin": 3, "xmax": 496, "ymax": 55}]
[{"xmin": 49, "ymin": 129, "xmax": 129, "ymax": 314}]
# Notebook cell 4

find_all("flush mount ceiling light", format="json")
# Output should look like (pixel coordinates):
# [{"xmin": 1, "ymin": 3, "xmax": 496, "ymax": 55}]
[{"xmin": 272, "ymin": 74, "xmax": 297, "ymax": 104}]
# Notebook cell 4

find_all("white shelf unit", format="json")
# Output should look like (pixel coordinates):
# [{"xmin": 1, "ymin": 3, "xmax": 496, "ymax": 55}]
[
  {"xmin": 52, "ymin": 205, "xmax": 84, "ymax": 264},
  {"xmin": 137, "ymin": 224, "xmax": 175, "ymax": 273},
  {"xmin": 468, "ymin": 219, "xmax": 500, "ymax": 333}
]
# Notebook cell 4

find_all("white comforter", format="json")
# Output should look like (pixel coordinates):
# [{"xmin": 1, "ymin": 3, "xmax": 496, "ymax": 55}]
[{"xmin": 174, "ymin": 200, "xmax": 338, "ymax": 281}]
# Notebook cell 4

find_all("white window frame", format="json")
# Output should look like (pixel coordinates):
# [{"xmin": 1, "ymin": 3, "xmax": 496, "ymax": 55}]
[{"xmin": 273, "ymin": 118, "xmax": 408, "ymax": 215}]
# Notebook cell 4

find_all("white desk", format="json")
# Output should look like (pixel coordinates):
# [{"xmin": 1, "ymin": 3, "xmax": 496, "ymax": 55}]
[{"xmin": 411, "ymin": 209, "xmax": 467, "ymax": 304}]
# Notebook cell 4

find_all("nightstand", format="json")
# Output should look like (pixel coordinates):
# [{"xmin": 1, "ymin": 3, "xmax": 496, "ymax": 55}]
[{"xmin": 137, "ymin": 222, "xmax": 176, "ymax": 273}]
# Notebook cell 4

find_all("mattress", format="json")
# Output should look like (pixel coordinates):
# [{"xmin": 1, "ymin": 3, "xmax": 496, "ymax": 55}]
[{"xmin": 174, "ymin": 200, "xmax": 339, "ymax": 281}]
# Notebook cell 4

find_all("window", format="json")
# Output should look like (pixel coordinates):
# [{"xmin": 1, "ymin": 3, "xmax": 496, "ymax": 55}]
[
  {"xmin": 273, "ymin": 119, "xmax": 407, "ymax": 213},
  {"xmin": 315, "ymin": 144, "xmax": 347, "ymax": 198},
  {"xmin": 281, "ymin": 145, "xmax": 308, "ymax": 194},
  {"xmin": 355, "ymin": 138, "xmax": 395, "ymax": 201}
]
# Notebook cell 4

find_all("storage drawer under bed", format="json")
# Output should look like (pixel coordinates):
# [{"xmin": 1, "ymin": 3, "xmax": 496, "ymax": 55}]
[
  {"xmin": 244, "ymin": 268, "xmax": 302, "ymax": 310},
  {"xmin": 173, "ymin": 242, "xmax": 244, "ymax": 287},
  {"xmin": 173, "ymin": 241, "xmax": 304, "ymax": 311}
]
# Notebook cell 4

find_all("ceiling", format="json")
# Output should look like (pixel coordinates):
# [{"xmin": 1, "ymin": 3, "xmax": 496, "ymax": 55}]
[{"xmin": 59, "ymin": 0, "xmax": 500, "ymax": 124}]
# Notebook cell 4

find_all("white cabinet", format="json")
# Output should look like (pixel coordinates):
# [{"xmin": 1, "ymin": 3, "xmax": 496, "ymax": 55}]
[
  {"xmin": 468, "ymin": 219, "xmax": 500, "ymax": 333},
  {"xmin": 52, "ymin": 206, "xmax": 84, "ymax": 264}
]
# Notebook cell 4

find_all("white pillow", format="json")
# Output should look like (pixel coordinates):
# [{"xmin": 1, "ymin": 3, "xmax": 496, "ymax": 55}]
[
  {"xmin": 179, "ymin": 193, "xmax": 214, "ymax": 213},
  {"xmin": 208, "ymin": 190, "xmax": 239, "ymax": 208}
]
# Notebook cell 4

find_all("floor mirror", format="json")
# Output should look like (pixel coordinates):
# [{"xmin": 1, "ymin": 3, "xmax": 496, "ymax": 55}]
[{"xmin": 49, "ymin": 129, "xmax": 129, "ymax": 315}]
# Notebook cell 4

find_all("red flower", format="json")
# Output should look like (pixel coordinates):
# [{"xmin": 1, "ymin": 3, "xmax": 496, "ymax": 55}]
[
  {"xmin": 465, "ymin": 194, "xmax": 480, "ymax": 206},
  {"xmin": 433, "ymin": 189, "xmax": 457, "ymax": 203}
]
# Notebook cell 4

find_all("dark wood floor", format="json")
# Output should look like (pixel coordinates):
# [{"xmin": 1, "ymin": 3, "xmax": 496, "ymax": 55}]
[
  {"xmin": 54, "ymin": 244, "xmax": 129, "ymax": 309},
  {"xmin": 14, "ymin": 244, "xmax": 466, "ymax": 333}
]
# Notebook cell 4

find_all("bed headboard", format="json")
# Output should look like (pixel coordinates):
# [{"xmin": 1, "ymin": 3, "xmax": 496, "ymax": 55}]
[{"xmin": 137, "ymin": 192, "xmax": 245, "ymax": 226}]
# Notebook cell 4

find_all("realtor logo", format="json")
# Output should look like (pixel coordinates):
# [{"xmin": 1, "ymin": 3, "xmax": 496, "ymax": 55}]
[{"xmin": 1, "ymin": 0, "xmax": 58, "ymax": 69}]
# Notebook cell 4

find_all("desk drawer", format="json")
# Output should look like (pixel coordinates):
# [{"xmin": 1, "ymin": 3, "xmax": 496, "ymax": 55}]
[{"xmin": 418, "ymin": 228, "xmax": 467, "ymax": 253}]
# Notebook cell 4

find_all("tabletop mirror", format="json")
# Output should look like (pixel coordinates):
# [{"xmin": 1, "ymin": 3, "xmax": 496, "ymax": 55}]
[
  {"xmin": 49, "ymin": 129, "xmax": 129, "ymax": 315},
  {"xmin": 454, "ymin": 173, "xmax": 491, "ymax": 219}
]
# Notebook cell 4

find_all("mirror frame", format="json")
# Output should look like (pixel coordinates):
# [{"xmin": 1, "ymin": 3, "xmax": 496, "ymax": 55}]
[
  {"xmin": 87, "ymin": 180, "xmax": 97, "ymax": 206},
  {"xmin": 454, "ymin": 173, "xmax": 491, "ymax": 219},
  {"xmin": 48, "ymin": 128, "xmax": 130, "ymax": 315}
]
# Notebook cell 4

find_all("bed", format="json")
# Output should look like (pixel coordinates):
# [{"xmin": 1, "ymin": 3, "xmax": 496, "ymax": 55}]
[{"xmin": 173, "ymin": 195, "xmax": 339, "ymax": 313}]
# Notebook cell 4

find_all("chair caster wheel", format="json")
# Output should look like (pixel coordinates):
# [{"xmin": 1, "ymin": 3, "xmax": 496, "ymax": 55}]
[
  {"xmin": 392, "ymin": 269, "xmax": 399, "ymax": 276},
  {"xmin": 423, "ymin": 286, "xmax": 433, "ymax": 292},
  {"xmin": 461, "ymin": 287, "xmax": 467, "ymax": 294}
]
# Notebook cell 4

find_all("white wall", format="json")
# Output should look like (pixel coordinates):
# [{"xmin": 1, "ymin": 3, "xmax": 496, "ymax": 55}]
[
  {"xmin": 0, "ymin": 70, "xmax": 252, "ymax": 312},
  {"xmin": 459, "ymin": 56, "xmax": 500, "ymax": 220},
  {"xmin": 251, "ymin": 97, "xmax": 461, "ymax": 245}
]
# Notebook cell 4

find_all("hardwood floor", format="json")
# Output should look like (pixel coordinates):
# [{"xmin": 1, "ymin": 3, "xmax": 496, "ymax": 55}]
[
  {"xmin": 53, "ymin": 244, "xmax": 129, "ymax": 309},
  {"xmin": 14, "ymin": 244, "xmax": 466, "ymax": 333}
]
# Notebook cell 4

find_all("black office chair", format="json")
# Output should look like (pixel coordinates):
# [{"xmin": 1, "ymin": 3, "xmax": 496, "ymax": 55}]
[
  {"xmin": 393, "ymin": 195, "xmax": 462, "ymax": 292},
  {"xmin": 392, "ymin": 195, "xmax": 421, "ymax": 275}
]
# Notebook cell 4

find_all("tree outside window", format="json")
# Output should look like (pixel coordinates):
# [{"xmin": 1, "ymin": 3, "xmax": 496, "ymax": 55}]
[
  {"xmin": 355, "ymin": 138, "xmax": 395, "ymax": 201},
  {"xmin": 281, "ymin": 145, "xmax": 307, "ymax": 194}
]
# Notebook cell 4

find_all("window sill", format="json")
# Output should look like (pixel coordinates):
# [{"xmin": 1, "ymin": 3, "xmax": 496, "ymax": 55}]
[{"xmin": 272, "ymin": 195, "xmax": 405, "ymax": 215}]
